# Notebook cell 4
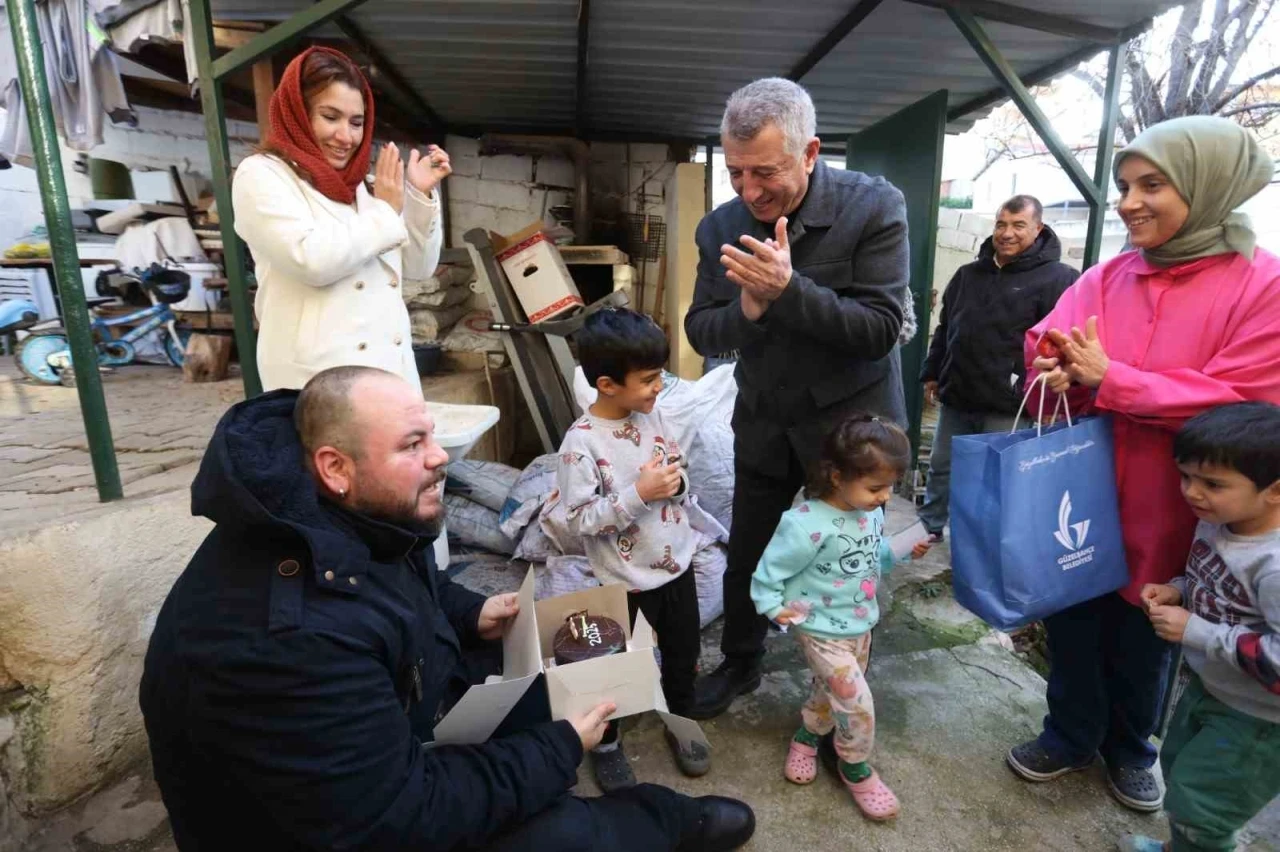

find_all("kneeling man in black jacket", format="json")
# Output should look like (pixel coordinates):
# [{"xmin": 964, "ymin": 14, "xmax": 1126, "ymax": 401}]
[{"xmin": 140, "ymin": 365, "xmax": 754, "ymax": 852}]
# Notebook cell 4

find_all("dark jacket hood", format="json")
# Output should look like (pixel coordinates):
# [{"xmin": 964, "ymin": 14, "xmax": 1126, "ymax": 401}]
[
  {"xmin": 977, "ymin": 224, "xmax": 1065, "ymax": 273},
  {"xmin": 191, "ymin": 390, "xmax": 418, "ymax": 579}
]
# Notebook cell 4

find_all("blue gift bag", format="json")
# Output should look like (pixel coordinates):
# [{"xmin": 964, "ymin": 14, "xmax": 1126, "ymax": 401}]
[{"xmin": 949, "ymin": 411, "xmax": 1129, "ymax": 632}]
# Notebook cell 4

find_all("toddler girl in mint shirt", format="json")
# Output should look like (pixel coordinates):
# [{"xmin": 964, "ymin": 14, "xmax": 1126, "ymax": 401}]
[{"xmin": 751, "ymin": 414, "xmax": 929, "ymax": 822}]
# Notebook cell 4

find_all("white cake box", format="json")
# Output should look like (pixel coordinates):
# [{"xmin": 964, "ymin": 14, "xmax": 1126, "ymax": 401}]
[
  {"xmin": 491, "ymin": 223, "xmax": 584, "ymax": 324},
  {"xmin": 430, "ymin": 567, "xmax": 708, "ymax": 752}
]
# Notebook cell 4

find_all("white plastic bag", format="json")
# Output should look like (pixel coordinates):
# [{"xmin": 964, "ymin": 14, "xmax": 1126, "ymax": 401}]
[{"xmin": 573, "ymin": 364, "xmax": 737, "ymax": 452}]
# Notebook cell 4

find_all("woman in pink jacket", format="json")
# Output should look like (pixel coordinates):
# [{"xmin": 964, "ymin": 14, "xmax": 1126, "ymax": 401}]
[{"xmin": 1006, "ymin": 116, "xmax": 1279, "ymax": 813}]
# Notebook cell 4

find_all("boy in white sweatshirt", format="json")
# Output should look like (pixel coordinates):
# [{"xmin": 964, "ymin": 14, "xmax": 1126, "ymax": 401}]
[{"xmin": 552, "ymin": 309, "xmax": 716, "ymax": 793}]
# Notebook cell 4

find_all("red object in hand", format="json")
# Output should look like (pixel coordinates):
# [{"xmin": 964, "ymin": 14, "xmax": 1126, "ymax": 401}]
[{"xmin": 1036, "ymin": 337, "xmax": 1062, "ymax": 360}]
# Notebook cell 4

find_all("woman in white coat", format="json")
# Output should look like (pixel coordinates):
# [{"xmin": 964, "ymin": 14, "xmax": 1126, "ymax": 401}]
[{"xmin": 232, "ymin": 46, "xmax": 450, "ymax": 392}]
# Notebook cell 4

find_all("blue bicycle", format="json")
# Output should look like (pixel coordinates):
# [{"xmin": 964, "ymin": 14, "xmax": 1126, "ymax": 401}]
[{"xmin": 16, "ymin": 265, "xmax": 193, "ymax": 385}]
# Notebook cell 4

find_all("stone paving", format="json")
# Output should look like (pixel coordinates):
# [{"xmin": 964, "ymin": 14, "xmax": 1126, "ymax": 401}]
[
  {"xmin": 0, "ymin": 361, "xmax": 244, "ymax": 535},
  {"xmin": 4, "ymin": 362, "xmax": 1278, "ymax": 851}
]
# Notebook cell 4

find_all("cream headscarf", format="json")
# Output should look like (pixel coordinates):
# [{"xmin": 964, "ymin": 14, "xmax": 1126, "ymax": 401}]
[{"xmin": 1113, "ymin": 116, "xmax": 1274, "ymax": 266}]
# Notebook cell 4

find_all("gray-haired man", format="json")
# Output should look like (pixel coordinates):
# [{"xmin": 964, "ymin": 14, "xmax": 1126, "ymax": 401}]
[{"xmin": 684, "ymin": 78, "xmax": 909, "ymax": 719}]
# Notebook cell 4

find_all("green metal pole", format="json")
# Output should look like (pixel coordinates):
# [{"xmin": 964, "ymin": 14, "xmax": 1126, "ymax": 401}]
[
  {"xmin": 189, "ymin": 0, "xmax": 262, "ymax": 397},
  {"xmin": 1084, "ymin": 43, "xmax": 1126, "ymax": 270},
  {"xmin": 7, "ymin": 0, "xmax": 122, "ymax": 501},
  {"xmin": 949, "ymin": 9, "xmax": 1104, "ymax": 208}
]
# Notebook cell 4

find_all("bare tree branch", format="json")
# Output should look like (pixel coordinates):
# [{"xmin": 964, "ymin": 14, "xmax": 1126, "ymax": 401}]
[
  {"xmin": 1165, "ymin": 2, "xmax": 1203, "ymax": 115},
  {"xmin": 1213, "ymin": 62, "xmax": 1280, "ymax": 111},
  {"xmin": 1206, "ymin": 0, "xmax": 1262, "ymax": 108},
  {"xmin": 1219, "ymin": 100, "xmax": 1280, "ymax": 117},
  {"xmin": 1190, "ymin": 0, "xmax": 1232, "ymax": 113}
]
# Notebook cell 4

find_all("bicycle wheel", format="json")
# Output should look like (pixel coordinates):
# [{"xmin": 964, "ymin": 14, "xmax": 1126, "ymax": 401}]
[
  {"xmin": 164, "ymin": 325, "xmax": 193, "ymax": 367},
  {"xmin": 15, "ymin": 331, "xmax": 70, "ymax": 385}
]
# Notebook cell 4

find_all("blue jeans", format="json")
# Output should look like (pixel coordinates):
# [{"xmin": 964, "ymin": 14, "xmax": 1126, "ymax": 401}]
[
  {"xmin": 1038, "ymin": 592, "xmax": 1174, "ymax": 769},
  {"xmin": 918, "ymin": 404, "xmax": 1017, "ymax": 534}
]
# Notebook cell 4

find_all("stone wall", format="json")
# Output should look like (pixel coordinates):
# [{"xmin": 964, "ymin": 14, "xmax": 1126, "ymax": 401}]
[{"xmin": 0, "ymin": 486, "xmax": 210, "ymax": 844}]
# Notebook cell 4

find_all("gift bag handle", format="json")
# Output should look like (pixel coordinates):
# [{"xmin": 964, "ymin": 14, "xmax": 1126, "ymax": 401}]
[{"xmin": 1012, "ymin": 372, "xmax": 1074, "ymax": 436}]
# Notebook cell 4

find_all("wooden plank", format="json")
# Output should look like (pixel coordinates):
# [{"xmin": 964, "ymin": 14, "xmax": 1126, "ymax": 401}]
[
  {"xmin": 252, "ymin": 60, "xmax": 274, "ymax": 138},
  {"xmin": 182, "ymin": 333, "xmax": 233, "ymax": 382},
  {"xmin": 173, "ymin": 310, "xmax": 256, "ymax": 331},
  {"xmin": 558, "ymin": 245, "xmax": 629, "ymax": 266}
]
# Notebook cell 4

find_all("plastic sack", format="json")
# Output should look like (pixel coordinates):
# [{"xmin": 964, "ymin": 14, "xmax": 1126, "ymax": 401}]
[
  {"xmin": 444, "ymin": 493, "xmax": 517, "ymax": 556},
  {"xmin": 498, "ymin": 453, "xmax": 559, "ymax": 539},
  {"xmin": 446, "ymin": 460, "xmax": 522, "ymax": 513}
]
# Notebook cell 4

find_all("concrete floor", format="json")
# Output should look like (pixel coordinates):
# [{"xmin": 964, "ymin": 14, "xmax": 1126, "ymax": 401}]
[
  {"xmin": 22, "ymin": 519, "xmax": 1278, "ymax": 852},
  {"xmin": 4, "ymin": 362, "xmax": 1277, "ymax": 851}
]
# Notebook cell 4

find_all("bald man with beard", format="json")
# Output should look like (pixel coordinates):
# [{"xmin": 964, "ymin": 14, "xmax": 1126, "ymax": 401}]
[{"xmin": 140, "ymin": 366, "xmax": 755, "ymax": 852}]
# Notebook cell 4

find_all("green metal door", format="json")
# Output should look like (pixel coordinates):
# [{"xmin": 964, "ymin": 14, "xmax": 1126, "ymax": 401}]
[{"xmin": 847, "ymin": 89, "xmax": 947, "ymax": 459}]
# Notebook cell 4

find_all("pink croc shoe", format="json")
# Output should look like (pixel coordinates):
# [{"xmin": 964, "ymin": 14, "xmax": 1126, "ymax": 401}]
[
  {"xmin": 843, "ymin": 769, "xmax": 900, "ymax": 821},
  {"xmin": 783, "ymin": 739, "xmax": 818, "ymax": 785}
]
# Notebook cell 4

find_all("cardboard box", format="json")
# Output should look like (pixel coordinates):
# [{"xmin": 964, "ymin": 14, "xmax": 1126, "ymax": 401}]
[
  {"xmin": 492, "ymin": 223, "xmax": 584, "ymax": 324},
  {"xmin": 431, "ymin": 568, "xmax": 708, "ymax": 751}
]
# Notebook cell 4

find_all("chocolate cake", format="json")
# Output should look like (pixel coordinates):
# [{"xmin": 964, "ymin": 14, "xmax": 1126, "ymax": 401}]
[{"xmin": 553, "ymin": 610, "xmax": 626, "ymax": 665}]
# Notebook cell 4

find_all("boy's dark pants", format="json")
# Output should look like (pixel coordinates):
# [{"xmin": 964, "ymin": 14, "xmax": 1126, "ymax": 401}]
[
  {"xmin": 602, "ymin": 568, "xmax": 702, "ymax": 747},
  {"xmin": 1161, "ymin": 673, "xmax": 1280, "ymax": 852},
  {"xmin": 1038, "ymin": 592, "xmax": 1173, "ymax": 768},
  {"xmin": 629, "ymin": 567, "xmax": 701, "ymax": 715}
]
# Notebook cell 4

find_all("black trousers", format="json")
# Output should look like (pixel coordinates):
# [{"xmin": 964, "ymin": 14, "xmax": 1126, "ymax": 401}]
[
  {"xmin": 721, "ymin": 452, "xmax": 806, "ymax": 664},
  {"xmin": 602, "ymin": 567, "xmax": 703, "ymax": 746},
  {"xmin": 1039, "ymin": 591, "xmax": 1173, "ymax": 769},
  {"xmin": 629, "ymin": 566, "xmax": 700, "ymax": 715},
  {"xmin": 479, "ymin": 784, "xmax": 698, "ymax": 851}
]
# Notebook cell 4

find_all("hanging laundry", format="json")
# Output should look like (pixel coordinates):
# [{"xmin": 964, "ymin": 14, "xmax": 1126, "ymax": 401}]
[
  {"xmin": 0, "ymin": 0, "xmax": 137, "ymax": 164},
  {"xmin": 96, "ymin": 0, "xmax": 198, "ymax": 85}
]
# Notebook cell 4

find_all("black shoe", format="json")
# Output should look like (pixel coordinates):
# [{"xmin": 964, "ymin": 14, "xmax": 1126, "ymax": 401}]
[
  {"xmin": 677, "ymin": 796, "xmax": 755, "ymax": 852},
  {"xmin": 591, "ymin": 744, "xmax": 636, "ymax": 794},
  {"xmin": 685, "ymin": 661, "xmax": 762, "ymax": 721},
  {"xmin": 1006, "ymin": 739, "xmax": 1093, "ymax": 782},
  {"xmin": 665, "ymin": 727, "xmax": 712, "ymax": 777},
  {"xmin": 1105, "ymin": 761, "xmax": 1163, "ymax": 813}
]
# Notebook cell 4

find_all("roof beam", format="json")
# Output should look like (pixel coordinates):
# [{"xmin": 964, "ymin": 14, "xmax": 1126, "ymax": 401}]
[
  {"xmin": 575, "ymin": 0, "xmax": 591, "ymax": 135},
  {"xmin": 945, "ymin": 40, "xmax": 1102, "ymax": 123},
  {"xmin": 949, "ymin": 8, "xmax": 1102, "ymax": 204},
  {"xmin": 330, "ymin": 13, "xmax": 446, "ymax": 136},
  {"xmin": 211, "ymin": 0, "xmax": 372, "ymax": 80},
  {"xmin": 787, "ymin": 0, "xmax": 883, "ymax": 81},
  {"xmin": 903, "ymin": 0, "xmax": 1124, "ymax": 44}
]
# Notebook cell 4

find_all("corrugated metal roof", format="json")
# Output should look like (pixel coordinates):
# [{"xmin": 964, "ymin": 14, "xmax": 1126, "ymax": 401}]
[{"xmin": 207, "ymin": 0, "xmax": 1185, "ymax": 140}]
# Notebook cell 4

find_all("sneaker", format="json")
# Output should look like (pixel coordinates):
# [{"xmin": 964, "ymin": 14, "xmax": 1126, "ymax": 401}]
[
  {"xmin": 1006, "ymin": 739, "xmax": 1093, "ymax": 782},
  {"xmin": 685, "ymin": 660, "xmax": 762, "ymax": 721},
  {"xmin": 1117, "ymin": 835, "xmax": 1167, "ymax": 852},
  {"xmin": 591, "ymin": 743, "xmax": 637, "ymax": 794},
  {"xmin": 665, "ymin": 727, "xmax": 711, "ymax": 777},
  {"xmin": 1106, "ymin": 762, "xmax": 1163, "ymax": 813}
]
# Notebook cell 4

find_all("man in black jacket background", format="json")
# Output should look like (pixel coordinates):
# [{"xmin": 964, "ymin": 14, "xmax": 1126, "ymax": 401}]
[
  {"xmin": 684, "ymin": 78, "xmax": 908, "ymax": 719},
  {"xmin": 139, "ymin": 365, "xmax": 755, "ymax": 852},
  {"xmin": 917, "ymin": 195, "xmax": 1079, "ymax": 540}
]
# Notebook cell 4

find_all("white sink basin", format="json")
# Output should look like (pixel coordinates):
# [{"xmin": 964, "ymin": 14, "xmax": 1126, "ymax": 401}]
[{"xmin": 427, "ymin": 402, "xmax": 501, "ymax": 462}]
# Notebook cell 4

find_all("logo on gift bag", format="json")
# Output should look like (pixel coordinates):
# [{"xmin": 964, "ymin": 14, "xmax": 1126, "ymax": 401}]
[{"xmin": 1054, "ymin": 491, "xmax": 1095, "ymax": 570}]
